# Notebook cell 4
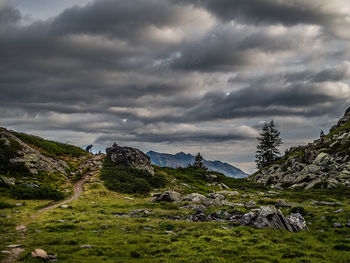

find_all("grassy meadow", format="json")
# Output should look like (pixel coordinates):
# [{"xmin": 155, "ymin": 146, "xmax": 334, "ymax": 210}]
[{"xmin": 1, "ymin": 164, "xmax": 350, "ymax": 263}]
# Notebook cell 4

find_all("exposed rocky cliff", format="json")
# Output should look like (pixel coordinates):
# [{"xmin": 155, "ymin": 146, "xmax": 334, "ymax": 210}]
[
  {"xmin": 106, "ymin": 143, "xmax": 154, "ymax": 175},
  {"xmin": 147, "ymin": 151, "xmax": 247, "ymax": 178},
  {"xmin": 250, "ymin": 106, "xmax": 350, "ymax": 189},
  {"xmin": 0, "ymin": 127, "xmax": 69, "ymax": 176}
]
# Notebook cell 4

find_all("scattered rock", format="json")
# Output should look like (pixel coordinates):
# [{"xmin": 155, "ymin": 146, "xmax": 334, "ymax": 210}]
[
  {"xmin": 61, "ymin": 205, "xmax": 69, "ymax": 209},
  {"xmin": 6, "ymin": 244, "xmax": 22, "ymax": 248},
  {"xmin": 0, "ymin": 176, "xmax": 15, "ymax": 186},
  {"xmin": 80, "ymin": 245, "xmax": 94, "ymax": 249},
  {"xmin": 151, "ymin": 191, "xmax": 181, "ymax": 202},
  {"xmin": 240, "ymin": 206, "xmax": 308, "ymax": 232},
  {"xmin": 129, "ymin": 209, "xmax": 153, "ymax": 217},
  {"xmin": 205, "ymin": 174, "xmax": 217, "ymax": 180},
  {"xmin": 215, "ymin": 190, "xmax": 239, "ymax": 196},
  {"xmin": 346, "ymin": 222, "xmax": 350, "ymax": 228},
  {"xmin": 334, "ymin": 208, "xmax": 344, "ymax": 213},
  {"xmin": 313, "ymin": 201, "xmax": 342, "ymax": 207},
  {"xmin": 106, "ymin": 143, "xmax": 154, "ymax": 175},
  {"xmin": 244, "ymin": 201, "xmax": 256, "ymax": 208},
  {"xmin": 333, "ymin": 222, "xmax": 343, "ymax": 228},
  {"xmin": 15, "ymin": 203, "xmax": 23, "ymax": 206},
  {"xmin": 31, "ymin": 248, "xmax": 57, "ymax": 260},
  {"xmin": 182, "ymin": 193, "xmax": 206, "ymax": 203}
]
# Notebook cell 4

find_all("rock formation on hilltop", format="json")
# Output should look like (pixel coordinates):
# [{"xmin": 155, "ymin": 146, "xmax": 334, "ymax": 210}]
[
  {"xmin": 106, "ymin": 143, "xmax": 154, "ymax": 175},
  {"xmin": 250, "ymin": 106, "xmax": 350, "ymax": 189},
  {"xmin": 147, "ymin": 151, "xmax": 248, "ymax": 178}
]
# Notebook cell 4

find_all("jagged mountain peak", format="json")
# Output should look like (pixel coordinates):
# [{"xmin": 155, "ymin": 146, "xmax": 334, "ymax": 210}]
[{"xmin": 147, "ymin": 151, "xmax": 248, "ymax": 178}]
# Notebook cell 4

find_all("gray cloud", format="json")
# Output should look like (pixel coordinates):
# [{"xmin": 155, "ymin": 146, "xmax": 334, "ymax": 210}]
[{"xmin": 1, "ymin": 0, "xmax": 350, "ymax": 172}]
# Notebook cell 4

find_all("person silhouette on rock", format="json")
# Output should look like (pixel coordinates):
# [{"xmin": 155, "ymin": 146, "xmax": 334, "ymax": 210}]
[{"xmin": 85, "ymin": 144, "xmax": 93, "ymax": 153}]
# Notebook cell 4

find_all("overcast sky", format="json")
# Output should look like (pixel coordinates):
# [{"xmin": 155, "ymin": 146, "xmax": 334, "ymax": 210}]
[{"xmin": 1, "ymin": 0, "xmax": 350, "ymax": 173}]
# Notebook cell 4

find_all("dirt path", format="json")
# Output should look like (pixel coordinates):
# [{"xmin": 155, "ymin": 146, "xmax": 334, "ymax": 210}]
[{"xmin": 2, "ymin": 154, "xmax": 104, "ymax": 263}]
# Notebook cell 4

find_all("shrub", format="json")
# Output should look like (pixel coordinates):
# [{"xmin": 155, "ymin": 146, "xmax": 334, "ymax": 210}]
[
  {"xmin": 0, "ymin": 201, "xmax": 14, "ymax": 209},
  {"xmin": 101, "ymin": 158, "xmax": 165, "ymax": 194},
  {"xmin": 289, "ymin": 206, "xmax": 306, "ymax": 216},
  {"xmin": 10, "ymin": 184, "xmax": 64, "ymax": 201}
]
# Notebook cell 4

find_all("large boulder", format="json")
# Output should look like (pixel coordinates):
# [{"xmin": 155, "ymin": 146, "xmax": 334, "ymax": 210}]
[
  {"xmin": 151, "ymin": 191, "xmax": 181, "ymax": 202},
  {"xmin": 240, "ymin": 206, "xmax": 308, "ymax": 232},
  {"xmin": 106, "ymin": 143, "xmax": 154, "ymax": 175}
]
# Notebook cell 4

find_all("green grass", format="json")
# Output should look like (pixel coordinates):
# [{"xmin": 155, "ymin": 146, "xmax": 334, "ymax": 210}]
[
  {"xmin": 1, "ymin": 165, "xmax": 350, "ymax": 262},
  {"xmin": 12, "ymin": 131, "xmax": 88, "ymax": 158}
]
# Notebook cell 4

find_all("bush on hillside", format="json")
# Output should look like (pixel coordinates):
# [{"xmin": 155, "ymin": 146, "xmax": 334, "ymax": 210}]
[
  {"xmin": 101, "ymin": 159, "xmax": 166, "ymax": 194},
  {"xmin": 10, "ymin": 184, "xmax": 64, "ymax": 201}
]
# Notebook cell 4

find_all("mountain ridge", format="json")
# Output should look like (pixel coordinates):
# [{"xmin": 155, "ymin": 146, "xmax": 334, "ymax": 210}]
[{"xmin": 147, "ymin": 150, "xmax": 248, "ymax": 178}]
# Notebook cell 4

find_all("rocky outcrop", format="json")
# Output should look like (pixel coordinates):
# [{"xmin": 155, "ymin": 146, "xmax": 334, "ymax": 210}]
[
  {"xmin": 106, "ymin": 143, "xmax": 154, "ymax": 175},
  {"xmin": 0, "ymin": 128, "xmax": 68, "ymax": 175},
  {"xmin": 250, "ymin": 106, "xmax": 350, "ymax": 189},
  {"xmin": 240, "ymin": 206, "xmax": 307, "ymax": 232}
]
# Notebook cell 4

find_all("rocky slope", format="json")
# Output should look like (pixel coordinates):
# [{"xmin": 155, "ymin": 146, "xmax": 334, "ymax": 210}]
[
  {"xmin": 147, "ymin": 151, "xmax": 248, "ymax": 178},
  {"xmin": 0, "ymin": 127, "xmax": 69, "ymax": 176},
  {"xmin": 250, "ymin": 106, "xmax": 350, "ymax": 189}
]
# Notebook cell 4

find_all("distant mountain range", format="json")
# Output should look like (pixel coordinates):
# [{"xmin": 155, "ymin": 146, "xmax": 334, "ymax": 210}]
[{"xmin": 147, "ymin": 151, "xmax": 248, "ymax": 178}]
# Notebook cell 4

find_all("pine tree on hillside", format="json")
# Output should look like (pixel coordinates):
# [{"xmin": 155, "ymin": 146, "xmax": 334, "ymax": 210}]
[
  {"xmin": 191, "ymin": 152, "xmax": 208, "ymax": 170},
  {"xmin": 255, "ymin": 120, "xmax": 282, "ymax": 169}
]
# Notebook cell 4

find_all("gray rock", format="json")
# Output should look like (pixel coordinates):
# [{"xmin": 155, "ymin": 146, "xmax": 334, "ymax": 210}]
[
  {"xmin": 106, "ymin": 143, "xmax": 154, "ymax": 175},
  {"xmin": 240, "ymin": 206, "xmax": 307, "ymax": 232},
  {"xmin": 333, "ymin": 222, "xmax": 343, "ymax": 228},
  {"xmin": 151, "ymin": 191, "xmax": 181, "ymax": 202},
  {"xmin": 80, "ymin": 245, "xmax": 94, "ymax": 249},
  {"xmin": 244, "ymin": 201, "xmax": 256, "ymax": 208},
  {"xmin": 205, "ymin": 174, "xmax": 217, "ymax": 180},
  {"xmin": 313, "ymin": 201, "xmax": 342, "ymax": 207},
  {"xmin": 346, "ymin": 222, "xmax": 350, "ymax": 228},
  {"xmin": 286, "ymin": 213, "xmax": 308, "ymax": 232},
  {"xmin": 182, "ymin": 193, "xmax": 206, "ymax": 203},
  {"xmin": 334, "ymin": 208, "xmax": 344, "ymax": 213},
  {"xmin": 0, "ymin": 176, "xmax": 15, "ymax": 186}
]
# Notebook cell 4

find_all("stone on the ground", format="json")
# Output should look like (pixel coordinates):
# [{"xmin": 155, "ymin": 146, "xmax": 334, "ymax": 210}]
[
  {"xmin": 31, "ymin": 248, "xmax": 56, "ymax": 260},
  {"xmin": 151, "ymin": 191, "xmax": 181, "ymax": 202},
  {"xmin": 334, "ymin": 208, "xmax": 344, "ymax": 213},
  {"xmin": 244, "ymin": 201, "xmax": 256, "ymax": 208},
  {"xmin": 6, "ymin": 244, "xmax": 22, "ymax": 248},
  {"xmin": 80, "ymin": 245, "xmax": 94, "ymax": 249},
  {"xmin": 240, "ymin": 206, "xmax": 307, "ymax": 232},
  {"xmin": 333, "ymin": 222, "xmax": 343, "ymax": 228},
  {"xmin": 182, "ymin": 193, "xmax": 206, "ymax": 203}
]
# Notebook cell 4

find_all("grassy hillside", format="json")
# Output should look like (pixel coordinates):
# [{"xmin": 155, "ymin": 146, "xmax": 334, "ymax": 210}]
[
  {"xmin": 0, "ymin": 129, "xmax": 90, "ymax": 203},
  {"xmin": 11, "ymin": 131, "xmax": 87, "ymax": 158},
  {"xmin": 1, "ymin": 164, "xmax": 349, "ymax": 262}
]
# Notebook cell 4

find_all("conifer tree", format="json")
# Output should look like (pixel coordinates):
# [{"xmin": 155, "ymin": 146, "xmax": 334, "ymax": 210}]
[
  {"xmin": 255, "ymin": 120, "xmax": 282, "ymax": 169},
  {"xmin": 192, "ymin": 152, "xmax": 207, "ymax": 170}
]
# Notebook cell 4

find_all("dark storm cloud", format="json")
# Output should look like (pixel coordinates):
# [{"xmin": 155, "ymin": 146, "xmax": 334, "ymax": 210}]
[
  {"xmin": 174, "ymin": 0, "xmax": 328, "ymax": 25},
  {"xmin": 0, "ymin": 5, "xmax": 21, "ymax": 25},
  {"xmin": 95, "ymin": 127, "xmax": 256, "ymax": 144},
  {"xmin": 0, "ymin": 0, "xmax": 350, "ymax": 164}
]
